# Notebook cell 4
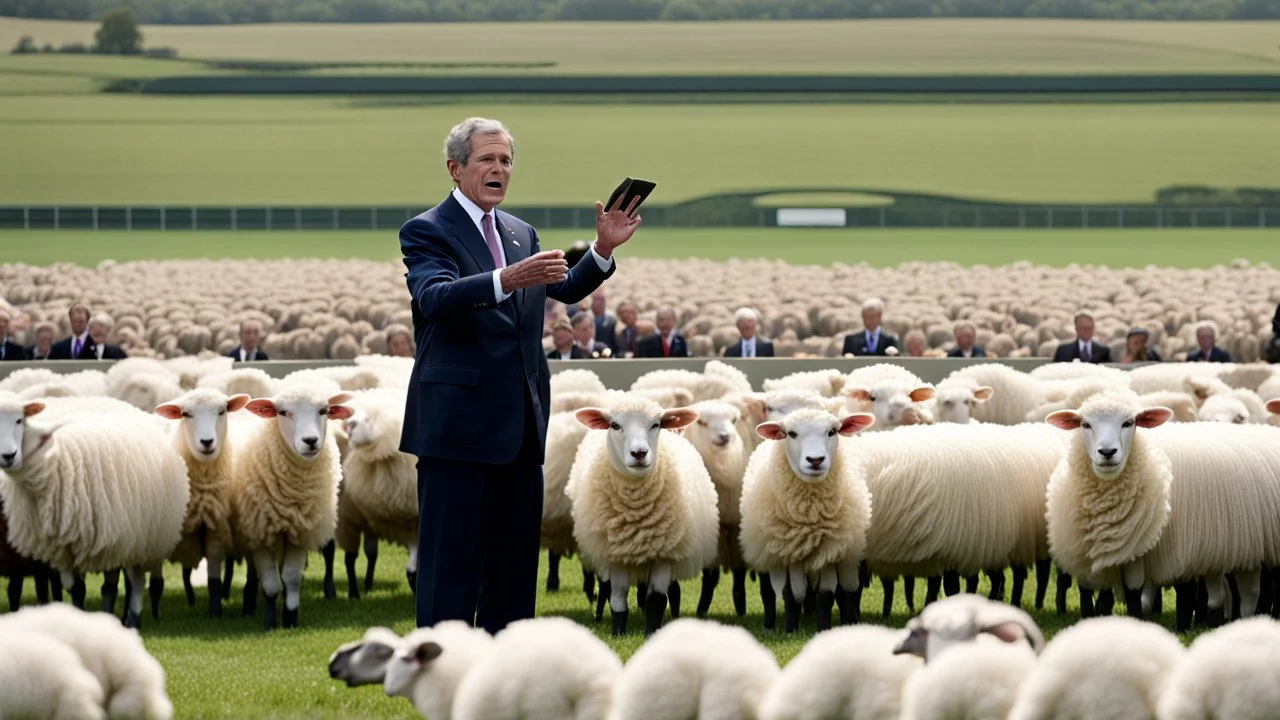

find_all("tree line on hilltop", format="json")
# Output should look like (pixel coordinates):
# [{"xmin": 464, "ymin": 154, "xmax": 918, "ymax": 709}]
[{"xmin": 3, "ymin": 0, "xmax": 1279, "ymax": 24}]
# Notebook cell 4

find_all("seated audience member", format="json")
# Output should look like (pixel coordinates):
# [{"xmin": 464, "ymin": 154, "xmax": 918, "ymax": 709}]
[
  {"xmin": 572, "ymin": 311, "xmax": 611, "ymax": 359},
  {"xmin": 636, "ymin": 307, "xmax": 689, "ymax": 358},
  {"xmin": 81, "ymin": 314, "xmax": 127, "ymax": 360},
  {"xmin": 547, "ymin": 318, "xmax": 587, "ymax": 360},
  {"xmin": 842, "ymin": 298, "xmax": 900, "ymax": 356},
  {"xmin": 1052, "ymin": 312, "xmax": 1111, "ymax": 363},
  {"xmin": 903, "ymin": 330, "xmax": 928, "ymax": 358},
  {"xmin": 385, "ymin": 325, "xmax": 414, "ymax": 358},
  {"xmin": 614, "ymin": 301, "xmax": 640, "ymax": 357},
  {"xmin": 544, "ymin": 297, "xmax": 568, "ymax": 335},
  {"xmin": 590, "ymin": 288, "xmax": 618, "ymax": 352},
  {"xmin": 1119, "ymin": 327, "xmax": 1162, "ymax": 363},
  {"xmin": 0, "ymin": 310, "xmax": 24, "ymax": 361},
  {"xmin": 947, "ymin": 322, "xmax": 987, "ymax": 358},
  {"xmin": 48, "ymin": 304, "xmax": 93, "ymax": 360},
  {"xmin": 25, "ymin": 322, "xmax": 55, "ymax": 361},
  {"xmin": 1186, "ymin": 323, "xmax": 1232, "ymax": 363},
  {"xmin": 228, "ymin": 320, "xmax": 269, "ymax": 362},
  {"xmin": 724, "ymin": 307, "xmax": 774, "ymax": 358}
]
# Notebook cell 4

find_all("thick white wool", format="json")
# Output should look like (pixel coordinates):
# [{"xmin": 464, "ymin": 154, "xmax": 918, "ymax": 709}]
[
  {"xmin": 0, "ymin": 629, "xmax": 106, "ymax": 720},
  {"xmin": 1158, "ymin": 616, "xmax": 1280, "ymax": 720},
  {"xmin": 630, "ymin": 368, "xmax": 734, "ymax": 402},
  {"xmin": 391, "ymin": 621, "xmax": 496, "ymax": 720},
  {"xmin": 762, "ymin": 368, "xmax": 845, "ymax": 397},
  {"xmin": 164, "ymin": 388, "xmax": 238, "ymax": 568},
  {"xmin": 900, "ymin": 636, "xmax": 1036, "ymax": 720},
  {"xmin": 946, "ymin": 363, "xmax": 1048, "ymax": 426},
  {"xmin": 1137, "ymin": 391, "xmax": 1199, "ymax": 422},
  {"xmin": 198, "ymin": 367, "xmax": 276, "ymax": 400},
  {"xmin": 0, "ymin": 367, "xmax": 62, "ymax": 393},
  {"xmin": 340, "ymin": 388, "xmax": 417, "ymax": 547},
  {"xmin": 550, "ymin": 368, "xmax": 607, "ymax": 396},
  {"xmin": 703, "ymin": 359, "xmax": 754, "ymax": 394},
  {"xmin": 686, "ymin": 400, "xmax": 750, "ymax": 568},
  {"xmin": 542, "ymin": 411, "xmax": 590, "ymax": 557}
]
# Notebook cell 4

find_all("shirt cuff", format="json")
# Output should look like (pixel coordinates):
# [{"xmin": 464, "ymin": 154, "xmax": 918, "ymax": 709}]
[
  {"xmin": 492, "ymin": 270, "xmax": 511, "ymax": 303},
  {"xmin": 589, "ymin": 243, "xmax": 614, "ymax": 271}
]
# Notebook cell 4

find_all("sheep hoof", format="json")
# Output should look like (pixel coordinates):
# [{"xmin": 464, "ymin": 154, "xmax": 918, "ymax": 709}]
[
  {"xmin": 69, "ymin": 580, "xmax": 86, "ymax": 610},
  {"xmin": 323, "ymin": 579, "xmax": 336, "ymax": 601},
  {"xmin": 582, "ymin": 568, "xmax": 596, "ymax": 604},
  {"xmin": 546, "ymin": 575, "xmax": 560, "ymax": 592},
  {"xmin": 263, "ymin": 594, "xmax": 279, "ymax": 631},
  {"xmin": 122, "ymin": 610, "xmax": 141, "ymax": 630},
  {"xmin": 801, "ymin": 590, "xmax": 817, "ymax": 617},
  {"xmin": 283, "ymin": 606, "xmax": 299, "ymax": 630},
  {"xmin": 149, "ymin": 576, "xmax": 164, "ymax": 620},
  {"xmin": 644, "ymin": 592, "xmax": 667, "ymax": 638},
  {"xmin": 817, "ymin": 590, "xmax": 835, "ymax": 631},
  {"xmin": 611, "ymin": 609, "xmax": 628, "ymax": 637}
]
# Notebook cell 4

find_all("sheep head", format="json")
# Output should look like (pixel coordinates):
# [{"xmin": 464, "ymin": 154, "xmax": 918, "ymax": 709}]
[
  {"xmin": 329, "ymin": 626, "xmax": 401, "ymax": 687},
  {"xmin": 755, "ymin": 408, "xmax": 872, "ymax": 482},
  {"xmin": 894, "ymin": 594, "xmax": 1045, "ymax": 663},
  {"xmin": 0, "ymin": 395, "xmax": 45, "ymax": 471},
  {"xmin": 575, "ymin": 398, "xmax": 698, "ymax": 480},
  {"xmin": 1046, "ymin": 391, "xmax": 1172, "ymax": 481},
  {"xmin": 155, "ymin": 388, "xmax": 250, "ymax": 461},
  {"xmin": 1196, "ymin": 394, "xmax": 1250, "ymax": 425},
  {"xmin": 843, "ymin": 380, "xmax": 935, "ymax": 426},
  {"xmin": 245, "ymin": 388, "xmax": 353, "ymax": 461},
  {"xmin": 934, "ymin": 384, "xmax": 994, "ymax": 424},
  {"xmin": 686, "ymin": 401, "xmax": 741, "ymax": 453}
]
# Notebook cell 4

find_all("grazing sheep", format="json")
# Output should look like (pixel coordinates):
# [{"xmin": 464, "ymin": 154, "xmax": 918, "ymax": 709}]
[
  {"xmin": 382, "ymin": 621, "xmax": 496, "ymax": 720},
  {"xmin": 230, "ymin": 384, "xmax": 352, "ymax": 630},
  {"xmin": 758, "ymin": 625, "xmax": 922, "ymax": 720},
  {"xmin": 609, "ymin": 618, "xmax": 780, "ymax": 720},
  {"xmin": 567, "ymin": 397, "xmax": 719, "ymax": 637},
  {"xmin": 739, "ymin": 408, "xmax": 874, "ymax": 633},
  {"xmin": 685, "ymin": 400, "xmax": 752, "ymax": 617},
  {"xmin": 1008, "ymin": 616, "xmax": 1184, "ymax": 720},
  {"xmin": 328, "ymin": 626, "xmax": 404, "ymax": 688},
  {"xmin": 0, "ymin": 629, "xmax": 106, "ymax": 720},
  {"xmin": 1157, "ymin": 616, "xmax": 1280, "ymax": 720},
  {"xmin": 154, "ymin": 388, "xmax": 250, "ymax": 618}
]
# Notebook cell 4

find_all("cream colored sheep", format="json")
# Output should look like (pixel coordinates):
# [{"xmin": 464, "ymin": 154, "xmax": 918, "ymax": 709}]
[
  {"xmin": 685, "ymin": 399, "xmax": 752, "ymax": 618},
  {"xmin": 1157, "ymin": 616, "xmax": 1280, "ymax": 720},
  {"xmin": 762, "ymin": 368, "xmax": 846, "ymax": 397},
  {"xmin": 0, "ymin": 629, "xmax": 106, "ymax": 720}
]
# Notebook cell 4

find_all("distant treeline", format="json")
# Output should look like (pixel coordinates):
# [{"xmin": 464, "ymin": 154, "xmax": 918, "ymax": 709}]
[{"xmin": 4, "ymin": 0, "xmax": 1279, "ymax": 24}]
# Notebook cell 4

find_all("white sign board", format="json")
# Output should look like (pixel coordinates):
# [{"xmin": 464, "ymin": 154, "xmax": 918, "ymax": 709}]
[{"xmin": 776, "ymin": 208, "xmax": 847, "ymax": 227}]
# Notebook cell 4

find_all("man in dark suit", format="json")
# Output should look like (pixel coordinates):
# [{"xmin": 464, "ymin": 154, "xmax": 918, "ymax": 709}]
[
  {"xmin": 571, "ymin": 311, "xmax": 611, "ymax": 359},
  {"xmin": 227, "ymin": 320, "xmax": 270, "ymax": 362},
  {"xmin": 79, "ymin": 314, "xmax": 128, "ymax": 360},
  {"xmin": 589, "ymin": 288, "xmax": 618, "ymax": 352},
  {"xmin": 0, "ymin": 310, "xmax": 24, "ymax": 362},
  {"xmin": 723, "ymin": 307, "xmax": 774, "ymax": 358},
  {"xmin": 635, "ymin": 306, "xmax": 688, "ymax": 358},
  {"xmin": 48, "ymin": 304, "xmax": 94, "ymax": 360},
  {"xmin": 25, "ymin": 323, "xmax": 55, "ymax": 361},
  {"xmin": 842, "ymin": 298, "xmax": 900, "ymax": 356},
  {"xmin": 946, "ymin": 322, "xmax": 987, "ymax": 358},
  {"xmin": 614, "ymin": 301, "xmax": 640, "ymax": 358},
  {"xmin": 399, "ymin": 117, "xmax": 641, "ymax": 635},
  {"xmin": 1186, "ymin": 324, "xmax": 1232, "ymax": 363},
  {"xmin": 546, "ymin": 318, "xmax": 589, "ymax": 360},
  {"xmin": 1052, "ymin": 312, "xmax": 1112, "ymax": 363}
]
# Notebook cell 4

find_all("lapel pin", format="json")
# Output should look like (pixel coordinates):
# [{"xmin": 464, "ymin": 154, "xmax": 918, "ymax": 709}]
[{"xmin": 513, "ymin": 239, "xmax": 521, "ymax": 246}]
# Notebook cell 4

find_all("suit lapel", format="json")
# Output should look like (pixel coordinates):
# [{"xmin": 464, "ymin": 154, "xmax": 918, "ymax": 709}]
[
  {"xmin": 439, "ymin": 194, "xmax": 496, "ymax": 274},
  {"xmin": 496, "ymin": 212, "xmax": 530, "ymax": 319}
]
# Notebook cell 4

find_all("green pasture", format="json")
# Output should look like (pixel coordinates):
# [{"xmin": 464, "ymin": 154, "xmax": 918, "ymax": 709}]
[
  {"xmin": 7, "ymin": 543, "xmax": 1213, "ymax": 720},
  {"xmin": 1, "ymin": 98, "xmax": 1276, "ymax": 206},
  {"xmin": 3, "ymin": 18, "xmax": 1280, "ymax": 75},
  {"xmin": 3, "ymin": 228, "xmax": 1279, "ymax": 269}
]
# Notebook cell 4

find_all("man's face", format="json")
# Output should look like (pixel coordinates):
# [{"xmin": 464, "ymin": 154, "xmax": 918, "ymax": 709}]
[
  {"xmin": 573, "ymin": 320, "xmax": 594, "ymax": 346},
  {"xmin": 738, "ymin": 317, "xmax": 757, "ymax": 340},
  {"xmin": 1197, "ymin": 327, "xmax": 1215, "ymax": 349},
  {"xmin": 1075, "ymin": 317, "xmax": 1094, "ymax": 342},
  {"xmin": 619, "ymin": 306, "xmax": 636, "ymax": 326},
  {"xmin": 449, "ymin": 132, "xmax": 512, "ymax": 212},
  {"xmin": 955, "ymin": 327, "xmax": 975, "ymax": 349},
  {"xmin": 69, "ymin": 309, "xmax": 88, "ymax": 335},
  {"xmin": 35, "ymin": 329, "xmax": 52, "ymax": 350},
  {"xmin": 591, "ymin": 291, "xmax": 607, "ymax": 315},
  {"xmin": 388, "ymin": 333, "xmax": 412, "ymax": 357},
  {"xmin": 0, "ymin": 315, "xmax": 8, "ymax": 338},
  {"xmin": 553, "ymin": 329, "xmax": 573, "ymax": 350},
  {"xmin": 656, "ymin": 311, "xmax": 676, "ymax": 335},
  {"xmin": 88, "ymin": 322, "xmax": 108, "ymax": 345},
  {"xmin": 241, "ymin": 325, "xmax": 261, "ymax": 349},
  {"xmin": 907, "ymin": 335, "xmax": 925, "ymax": 356},
  {"xmin": 862, "ymin": 309, "xmax": 881, "ymax": 331}
]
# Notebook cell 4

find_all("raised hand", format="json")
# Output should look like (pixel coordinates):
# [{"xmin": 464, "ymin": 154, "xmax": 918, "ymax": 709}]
[
  {"xmin": 499, "ymin": 250, "xmax": 569, "ymax": 293},
  {"xmin": 593, "ymin": 194, "xmax": 643, "ymax": 259}
]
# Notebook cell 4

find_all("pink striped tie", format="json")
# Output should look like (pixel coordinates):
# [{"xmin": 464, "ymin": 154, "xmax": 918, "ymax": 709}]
[{"xmin": 482, "ymin": 214, "xmax": 503, "ymax": 269}]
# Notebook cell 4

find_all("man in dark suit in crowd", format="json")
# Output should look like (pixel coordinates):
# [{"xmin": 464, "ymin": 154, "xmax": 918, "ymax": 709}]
[
  {"xmin": 0, "ymin": 310, "xmax": 24, "ymax": 362},
  {"xmin": 48, "ymin": 304, "xmax": 94, "ymax": 360},
  {"xmin": 399, "ymin": 117, "xmax": 641, "ymax": 635},
  {"xmin": 946, "ymin": 322, "xmax": 986, "ymax": 358},
  {"xmin": 614, "ymin": 301, "xmax": 640, "ymax": 358},
  {"xmin": 79, "ymin": 314, "xmax": 127, "ymax": 360},
  {"xmin": 589, "ymin": 288, "xmax": 617, "ymax": 352},
  {"xmin": 636, "ymin": 306, "xmax": 688, "ymax": 358},
  {"xmin": 546, "ymin": 317, "xmax": 588, "ymax": 360},
  {"xmin": 1186, "ymin": 323, "xmax": 1232, "ymax": 363},
  {"xmin": 25, "ymin": 322, "xmax": 55, "ymax": 361},
  {"xmin": 227, "ymin": 320, "xmax": 270, "ymax": 362},
  {"xmin": 723, "ymin": 307, "xmax": 774, "ymax": 358},
  {"xmin": 842, "ymin": 297, "xmax": 900, "ymax": 356},
  {"xmin": 1052, "ymin": 312, "xmax": 1112, "ymax": 363},
  {"xmin": 572, "ymin": 311, "xmax": 611, "ymax": 358}
]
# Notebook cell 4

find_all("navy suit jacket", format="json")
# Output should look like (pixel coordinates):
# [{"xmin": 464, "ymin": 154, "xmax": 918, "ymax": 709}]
[
  {"xmin": 0, "ymin": 340, "xmax": 24, "ymax": 361},
  {"xmin": 1186, "ymin": 347, "xmax": 1232, "ymax": 363},
  {"xmin": 594, "ymin": 314, "xmax": 618, "ymax": 351},
  {"xmin": 1053, "ymin": 341, "xmax": 1112, "ymax": 364},
  {"xmin": 723, "ymin": 338, "xmax": 775, "ymax": 357},
  {"xmin": 842, "ymin": 330, "xmax": 900, "ymax": 357},
  {"xmin": 547, "ymin": 346, "xmax": 590, "ymax": 360},
  {"xmin": 227, "ymin": 346, "xmax": 270, "ymax": 362},
  {"xmin": 635, "ymin": 333, "xmax": 689, "ymax": 358},
  {"xmin": 398, "ymin": 193, "xmax": 613, "ymax": 465},
  {"xmin": 946, "ymin": 346, "xmax": 987, "ymax": 358},
  {"xmin": 47, "ymin": 336, "xmax": 95, "ymax": 360},
  {"xmin": 79, "ymin": 343, "xmax": 127, "ymax": 360}
]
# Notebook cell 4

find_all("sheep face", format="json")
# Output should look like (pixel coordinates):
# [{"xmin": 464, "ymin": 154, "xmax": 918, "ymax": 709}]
[
  {"xmin": 894, "ymin": 594, "xmax": 1044, "ymax": 663},
  {"xmin": 688, "ymin": 402, "xmax": 740, "ymax": 450},
  {"xmin": 755, "ymin": 410, "xmax": 873, "ymax": 481},
  {"xmin": 1046, "ymin": 402, "xmax": 1173, "ymax": 480},
  {"xmin": 575, "ymin": 405, "xmax": 699, "ymax": 479},
  {"xmin": 384, "ymin": 636, "xmax": 443, "ymax": 699},
  {"xmin": 155, "ymin": 391, "xmax": 250, "ymax": 460},
  {"xmin": 934, "ymin": 385, "xmax": 994, "ymax": 424},
  {"xmin": 0, "ymin": 400, "xmax": 44, "ymax": 470},
  {"xmin": 1197, "ymin": 395, "xmax": 1249, "ymax": 425},
  {"xmin": 245, "ymin": 392, "xmax": 354, "ymax": 461},
  {"xmin": 844, "ymin": 381, "xmax": 935, "ymax": 426},
  {"xmin": 343, "ymin": 405, "xmax": 380, "ymax": 448},
  {"xmin": 761, "ymin": 390, "xmax": 827, "ymax": 422},
  {"xmin": 329, "ymin": 627, "xmax": 401, "ymax": 687}
]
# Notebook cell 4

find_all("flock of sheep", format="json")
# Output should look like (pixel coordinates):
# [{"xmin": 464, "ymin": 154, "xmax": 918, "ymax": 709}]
[
  {"xmin": 4, "ymin": 353, "xmax": 1280, "ymax": 719},
  {"xmin": 2, "ymin": 255, "xmax": 1278, "ymax": 360}
]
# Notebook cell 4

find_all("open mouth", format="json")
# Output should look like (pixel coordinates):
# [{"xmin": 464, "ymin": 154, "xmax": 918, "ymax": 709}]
[{"xmin": 485, "ymin": 181, "xmax": 503, "ymax": 190}]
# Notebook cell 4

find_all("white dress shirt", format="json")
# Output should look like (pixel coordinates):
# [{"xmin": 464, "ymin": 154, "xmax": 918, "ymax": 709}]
[
  {"xmin": 240, "ymin": 347, "xmax": 258, "ymax": 362},
  {"xmin": 741, "ymin": 336, "xmax": 756, "ymax": 358},
  {"xmin": 1078, "ymin": 340, "xmax": 1093, "ymax": 359},
  {"xmin": 451, "ymin": 188, "xmax": 614, "ymax": 303}
]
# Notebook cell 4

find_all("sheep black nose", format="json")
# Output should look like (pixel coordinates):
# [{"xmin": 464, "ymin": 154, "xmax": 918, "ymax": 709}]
[
  {"xmin": 806, "ymin": 456, "xmax": 825, "ymax": 467},
  {"xmin": 630, "ymin": 449, "xmax": 648, "ymax": 460},
  {"xmin": 200, "ymin": 438, "xmax": 214, "ymax": 449},
  {"xmin": 303, "ymin": 436, "xmax": 319, "ymax": 448},
  {"xmin": 0, "ymin": 452, "xmax": 14, "ymax": 464},
  {"xmin": 716, "ymin": 433, "xmax": 732, "ymax": 444},
  {"xmin": 1099, "ymin": 447, "xmax": 1118, "ymax": 459}
]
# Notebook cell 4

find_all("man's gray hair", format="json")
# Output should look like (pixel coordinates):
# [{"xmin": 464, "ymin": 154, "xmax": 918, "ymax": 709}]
[
  {"xmin": 1073, "ymin": 312, "xmax": 1094, "ymax": 324},
  {"xmin": 734, "ymin": 307, "xmax": 759, "ymax": 325},
  {"xmin": 954, "ymin": 321, "xmax": 976, "ymax": 335},
  {"xmin": 571, "ymin": 311, "xmax": 595, "ymax": 329},
  {"xmin": 444, "ymin": 117, "xmax": 514, "ymax": 166},
  {"xmin": 88, "ymin": 313, "xmax": 113, "ymax": 329},
  {"xmin": 240, "ymin": 319, "xmax": 264, "ymax": 333},
  {"xmin": 861, "ymin": 297, "xmax": 885, "ymax": 313}
]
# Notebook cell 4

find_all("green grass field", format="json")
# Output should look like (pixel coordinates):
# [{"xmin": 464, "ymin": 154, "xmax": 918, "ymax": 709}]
[
  {"xmin": 3, "ymin": 228, "xmax": 1279, "ymax": 268},
  {"xmin": 3, "ymin": 18, "xmax": 1280, "ymax": 74},
  {"xmin": 2, "ymin": 99, "xmax": 1276, "ymax": 205}
]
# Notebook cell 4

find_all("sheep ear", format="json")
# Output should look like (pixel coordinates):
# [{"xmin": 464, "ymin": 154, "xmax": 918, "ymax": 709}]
[
  {"xmin": 22, "ymin": 402, "xmax": 45, "ymax": 418},
  {"xmin": 843, "ymin": 387, "xmax": 872, "ymax": 402},
  {"xmin": 660, "ymin": 408, "xmax": 698, "ymax": 430},
  {"xmin": 245, "ymin": 399, "xmax": 278, "ymax": 419},
  {"xmin": 1045, "ymin": 410, "xmax": 1082, "ymax": 430},
  {"xmin": 328, "ymin": 404, "xmax": 354, "ymax": 421},
  {"xmin": 413, "ymin": 640, "xmax": 443, "ymax": 665},
  {"xmin": 1185, "ymin": 377, "xmax": 1214, "ymax": 400},
  {"xmin": 226, "ymin": 394, "xmax": 251, "ymax": 413},
  {"xmin": 1266, "ymin": 398, "xmax": 1280, "ymax": 415},
  {"xmin": 755, "ymin": 421, "xmax": 787, "ymax": 441},
  {"xmin": 909, "ymin": 386, "xmax": 935, "ymax": 403},
  {"xmin": 1136, "ymin": 407, "xmax": 1173, "ymax": 429},
  {"xmin": 839, "ymin": 414, "xmax": 875, "ymax": 436},
  {"xmin": 575, "ymin": 408, "xmax": 611, "ymax": 430},
  {"xmin": 743, "ymin": 397, "xmax": 767, "ymax": 423},
  {"xmin": 154, "ymin": 403, "xmax": 183, "ymax": 420},
  {"xmin": 327, "ymin": 392, "xmax": 354, "ymax": 407},
  {"xmin": 981, "ymin": 621, "xmax": 1030, "ymax": 645},
  {"xmin": 973, "ymin": 386, "xmax": 994, "ymax": 401}
]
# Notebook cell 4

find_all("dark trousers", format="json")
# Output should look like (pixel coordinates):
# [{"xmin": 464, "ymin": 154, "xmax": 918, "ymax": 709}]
[{"xmin": 414, "ymin": 396, "xmax": 544, "ymax": 634}]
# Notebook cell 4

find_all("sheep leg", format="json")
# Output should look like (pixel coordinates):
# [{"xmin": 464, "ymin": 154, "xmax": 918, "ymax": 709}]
[
  {"xmin": 362, "ymin": 534, "xmax": 378, "ymax": 593},
  {"xmin": 242, "ymin": 562, "xmax": 259, "ymax": 616},
  {"xmin": 281, "ymin": 543, "xmax": 307, "ymax": 629},
  {"xmin": 986, "ymin": 569, "xmax": 1006, "ymax": 602},
  {"xmin": 65, "ymin": 572, "xmax": 85, "ymax": 609},
  {"xmin": 645, "ymin": 565, "xmax": 673, "ymax": 638},
  {"xmin": 6, "ymin": 575, "xmax": 21, "ymax": 611},
  {"xmin": 609, "ymin": 566, "xmax": 630, "ymax": 637},
  {"xmin": 1175, "ymin": 582, "xmax": 1197, "ymax": 632},
  {"xmin": 344, "ymin": 548, "xmax": 360, "ymax": 600},
  {"xmin": 205, "ymin": 542, "xmax": 225, "ymax": 618},
  {"xmin": 122, "ymin": 566, "xmax": 146, "ymax": 630},
  {"xmin": 816, "ymin": 567, "xmax": 838, "ymax": 632},
  {"xmin": 182, "ymin": 567, "xmax": 196, "ymax": 607},
  {"xmin": 1034, "ymin": 559, "xmax": 1051, "ymax": 609},
  {"xmin": 697, "ymin": 568, "xmax": 719, "ymax": 619},
  {"xmin": 1079, "ymin": 585, "xmax": 1095, "ymax": 618},
  {"xmin": 546, "ymin": 551, "xmax": 562, "ymax": 592},
  {"xmin": 595, "ymin": 576, "xmax": 610, "ymax": 623},
  {"xmin": 802, "ymin": 584, "xmax": 817, "ymax": 616},
  {"xmin": 1194, "ymin": 578, "xmax": 1212, "ymax": 627},
  {"xmin": 925, "ymin": 576, "xmax": 941, "ymax": 606},
  {"xmin": 943, "ymin": 571, "xmax": 960, "ymax": 597},
  {"xmin": 222, "ymin": 557, "xmax": 234, "ymax": 595},
  {"xmin": 1055, "ymin": 569, "xmax": 1072, "ymax": 615},
  {"xmin": 31, "ymin": 569, "xmax": 47, "ymax": 605},
  {"xmin": 582, "ymin": 566, "xmax": 595, "ymax": 604},
  {"xmin": 149, "ymin": 568, "xmax": 164, "ymax": 620},
  {"xmin": 836, "ymin": 560, "xmax": 862, "ymax": 625},
  {"xmin": 255, "ymin": 549, "xmax": 282, "ymax": 631},
  {"xmin": 1257, "ymin": 567, "xmax": 1273, "ymax": 617},
  {"xmin": 406, "ymin": 545, "xmax": 419, "ymax": 597},
  {"xmin": 760, "ymin": 571, "xmax": 777, "ymax": 630},
  {"xmin": 1096, "ymin": 588, "xmax": 1115, "ymax": 616},
  {"xmin": 636, "ymin": 582, "xmax": 648, "ymax": 612},
  {"xmin": 1123, "ymin": 562, "xmax": 1145, "ymax": 619},
  {"xmin": 1203, "ymin": 575, "xmax": 1227, "ymax": 628},
  {"xmin": 101, "ymin": 569, "xmax": 121, "ymax": 615},
  {"xmin": 903, "ymin": 576, "xmax": 916, "ymax": 613},
  {"xmin": 320, "ymin": 539, "xmax": 337, "ymax": 600},
  {"xmin": 1010, "ymin": 566, "xmax": 1027, "ymax": 608},
  {"xmin": 780, "ymin": 572, "xmax": 800, "ymax": 635},
  {"xmin": 731, "ymin": 566, "xmax": 747, "ymax": 617},
  {"xmin": 880, "ymin": 576, "xmax": 895, "ymax": 619},
  {"xmin": 47, "ymin": 568, "xmax": 62, "ymax": 603},
  {"xmin": 965, "ymin": 574, "xmax": 979, "ymax": 594}
]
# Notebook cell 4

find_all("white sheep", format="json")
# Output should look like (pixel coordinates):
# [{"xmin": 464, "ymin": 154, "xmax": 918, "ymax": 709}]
[
  {"xmin": 1008, "ymin": 616, "xmax": 1184, "ymax": 720},
  {"xmin": 109, "ymin": 371, "xmax": 185, "ymax": 413},
  {"xmin": 703, "ymin": 359, "xmax": 754, "ymax": 394},
  {"xmin": 608, "ymin": 618, "xmax": 780, "ymax": 720},
  {"xmin": 154, "ymin": 388, "xmax": 250, "ymax": 618},
  {"xmin": 197, "ymin": 367, "xmax": 277, "ymax": 400},
  {"xmin": 0, "ymin": 366, "xmax": 62, "ymax": 394},
  {"xmin": 567, "ymin": 396, "xmax": 719, "ymax": 637},
  {"xmin": 931, "ymin": 375, "xmax": 994, "ymax": 424},
  {"xmin": 0, "ymin": 603, "xmax": 173, "ymax": 720},
  {"xmin": 1044, "ymin": 389, "xmax": 1280, "ymax": 631},
  {"xmin": 1157, "ymin": 615, "xmax": 1280, "ymax": 720},
  {"xmin": 14, "ymin": 369, "xmax": 108, "ymax": 400},
  {"xmin": 0, "ymin": 629, "xmax": 106, "ymax": 720},
  {"xmin": 630, "ymin": 368, "xmax": 734, "ymax": 402},
  {"xmin": 758, "ymin": 625, "xmax": 922, "ymax": 720},
  {"xmin": 761, "ymin": 368, "xmax": 845, "ymax": 397},
  {"xmin": 739, "ymin": 408, "xmax": 874, "ymax": 633},
  {"xmin": 0, "ymin": 402, "xmax": 189, "ymax": 629},
  {"xmin": 541, "ymin": 409, "xmax": 595, "ymax": 601},
  {"xmin": 840, "ymin": 364, "xmax": 935, "ymax": 429},
  {"xmin": 230, "ymin": 383, "xmax": 352, "ymax": 630},
  {"xmin": 942, "ymin": 363, "xmax": 1050, "ymax": 425},
  {"xmin": 1137, "ymin": 390, "xmax": 1200, "ymax": 422},
  {"xmin": 1197, "ymin": 386, "xmax": 1270, "ymax": 424},
  {"xmin": 380, "ymin": 621, "xmax": 496, "ymax": 720},
  {"xmin": 549, "ymin": 367, "xmax": 608, "ymax": 414},
  {"xmin": 685, "ymin": 399, "xmax": 752, "ymax": 618}
]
